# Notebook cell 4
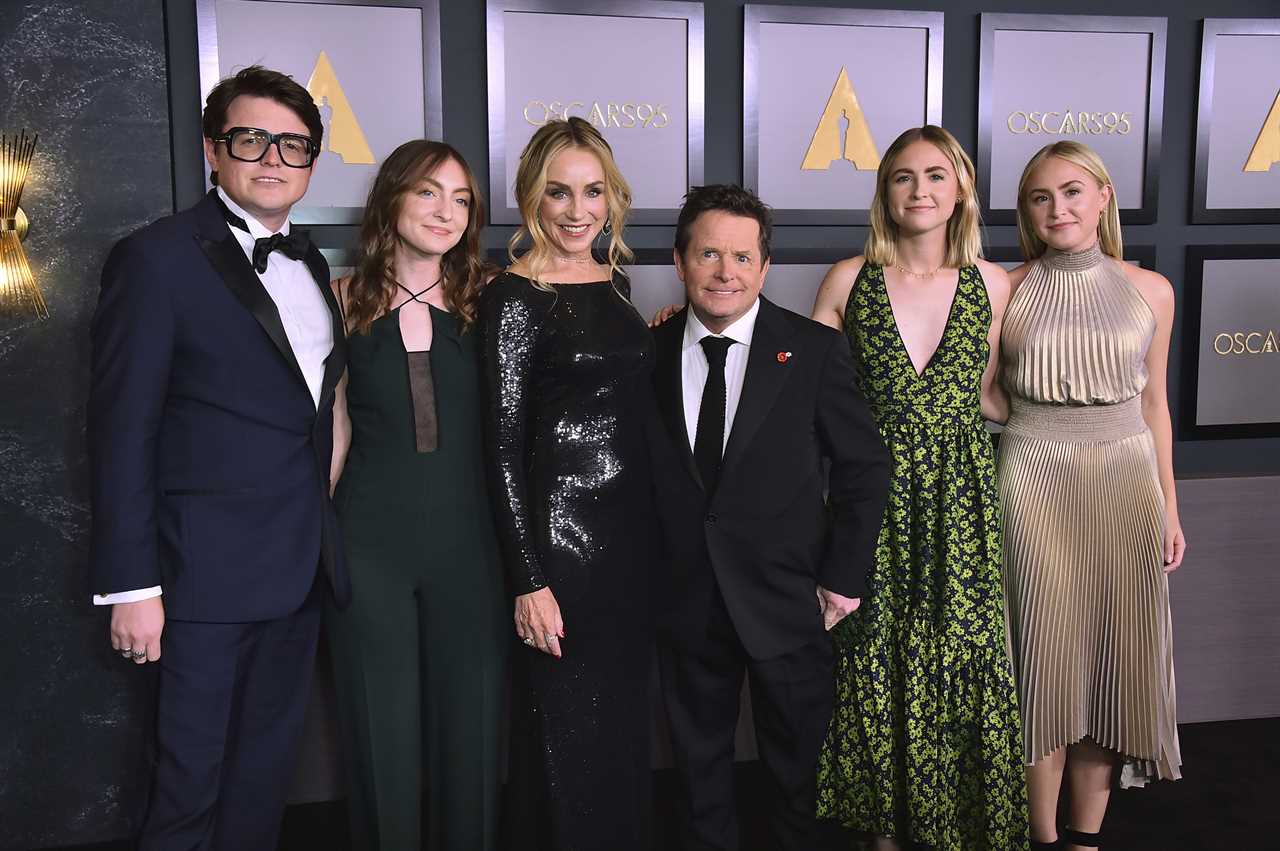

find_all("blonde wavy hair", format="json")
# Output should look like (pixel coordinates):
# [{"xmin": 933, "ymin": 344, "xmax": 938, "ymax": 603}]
[
  {"xmin": 1016, "ymin": 140, "xmax": 1123, "ymax": 261},
  {"xmin": 865, "ymin": 125, "xmax": 983, "ymax": 269},
  {"xmin": 508, "ymin": 117, "xmax": 633, "ymax": 291}
]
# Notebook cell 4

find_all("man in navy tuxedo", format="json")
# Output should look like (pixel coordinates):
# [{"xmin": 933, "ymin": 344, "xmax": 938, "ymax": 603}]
[{"xmin": 88, "ymin": 66, "xmax": 349, "ymax": 849}]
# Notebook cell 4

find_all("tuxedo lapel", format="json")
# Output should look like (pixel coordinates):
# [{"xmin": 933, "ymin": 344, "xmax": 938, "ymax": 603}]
[
  {"xmin": 195, "ymin": 195, "xmax": 310, "ymax": 395},
  {"xmin": 303, "ymin": 241, "xmax": 346, "ymax": 410},
  {"xmin": 720, "ymin": 299, "xmax": 794, "ymax": 477},
  {"xmin": 655, "ymin": 309, "xmax": 703, "ymax": 490}
]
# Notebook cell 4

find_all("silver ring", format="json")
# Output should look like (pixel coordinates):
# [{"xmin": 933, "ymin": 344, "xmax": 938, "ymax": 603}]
[
  {"xmin": 120, "ymin": 649, "xmax": 133, "ymax": 659},
  {"xmin": 523, "ymin": 637, "xmax": 535, "ymax": 646},
  {"xmin": 131, "ymin": 649, "xmax": 147, "ymax": 659},
  {"xmin": 544, "ymin": 634, "xmax": 557, "ymax": 642}
]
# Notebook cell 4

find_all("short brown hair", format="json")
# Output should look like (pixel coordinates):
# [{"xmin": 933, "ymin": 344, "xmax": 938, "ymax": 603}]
[
  {"xmin": 675, "ymin": 184, "xmax": 772, "ymax": 263},
  {"xmin": 202, "ymin": 65, "xmax": 323, "ymax": 148}
]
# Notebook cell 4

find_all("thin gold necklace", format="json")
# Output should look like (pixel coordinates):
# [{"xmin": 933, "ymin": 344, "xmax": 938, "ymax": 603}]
[
  {"xmin": 551, "ymin": 253, "xmax": 594, "ymax": 265},
  {"xmin": 895, "ymin": 263, "xmax": 944, "ymax": 279}
]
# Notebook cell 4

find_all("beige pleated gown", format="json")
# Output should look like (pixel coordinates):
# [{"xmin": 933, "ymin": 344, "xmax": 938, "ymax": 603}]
[{"xmin": 998, "ymin": 244, "xmax": 1181, "ymax": 786}]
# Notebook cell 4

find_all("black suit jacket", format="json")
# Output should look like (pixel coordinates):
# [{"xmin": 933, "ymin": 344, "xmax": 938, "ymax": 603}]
[
  {"xmin": 88, "ymin": 190, "xmax": 349, "ymax": 621},
  {"xmin": 649, "ymin": 298, "xmax": 890, "ymax": 660}
]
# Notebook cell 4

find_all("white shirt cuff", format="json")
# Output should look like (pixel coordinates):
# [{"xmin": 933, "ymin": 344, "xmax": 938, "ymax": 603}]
[{"xmin": 93, "ymin": 586, "xmax": 163, "ymax": 606}]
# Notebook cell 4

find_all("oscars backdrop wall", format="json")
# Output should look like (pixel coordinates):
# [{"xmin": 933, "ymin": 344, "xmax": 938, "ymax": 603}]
[
  {"xmin": 743, "ymin": 4, "xmax": 944, "ymax": 224},
  {"xmin": 978, "ymin": 13, "xmax": 1167, "ymax": 224},
  {"xmin": 1193, "ymin": 18, "xmax": 1280, "ymax": 223},
  {"xmin": 1182, "ymin": 247, "xmax": 1280, "ymax": 438}
]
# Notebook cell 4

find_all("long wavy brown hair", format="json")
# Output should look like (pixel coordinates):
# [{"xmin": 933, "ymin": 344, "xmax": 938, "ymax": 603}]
[{"xmin": 345, "ymin": 140, "xmax": 493, "ymax": 333}]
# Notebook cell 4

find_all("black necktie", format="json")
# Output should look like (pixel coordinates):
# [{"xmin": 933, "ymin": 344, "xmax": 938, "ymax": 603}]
[
  {"xmin": 217, "ymin": 196, "xmax": 311, "ymax": 273},
  {"xmin": 694, "ymin": 336, "xmax": 735, "ymax": 495}
]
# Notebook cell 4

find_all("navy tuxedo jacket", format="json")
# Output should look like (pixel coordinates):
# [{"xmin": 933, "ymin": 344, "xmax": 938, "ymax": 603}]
[
  {"xmin": 88, "ymin": 191, "xmax": 350, "ymax": 621},
  {"xmin": 648, "ymin": 299, "xmax": 891, "ymax": 660}
]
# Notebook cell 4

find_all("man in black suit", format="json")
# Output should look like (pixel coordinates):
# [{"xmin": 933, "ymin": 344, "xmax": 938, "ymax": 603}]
[
  {"xmin": 88, "ymin": 66, "xmax": 348, "ymax": 849},
  {"xmin": 650, "ymin": 184, "xmax": 890, "ymax": 851}
]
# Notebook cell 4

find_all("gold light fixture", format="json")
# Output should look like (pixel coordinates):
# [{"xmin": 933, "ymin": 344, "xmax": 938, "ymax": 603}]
[{"xmin": 1, "ymin": 129, "xmax": 46, "ymax": 320}]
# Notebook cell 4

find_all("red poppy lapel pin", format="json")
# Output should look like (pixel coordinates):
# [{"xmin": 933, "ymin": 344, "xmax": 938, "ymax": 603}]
[{"xmin": 776, "ymin": 351, "xmax": 792, "ymax": 363}]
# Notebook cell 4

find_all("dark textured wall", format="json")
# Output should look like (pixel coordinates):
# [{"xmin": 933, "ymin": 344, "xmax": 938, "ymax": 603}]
[
  {"xmin": 3, "ymin": 0, "xmax": 1279, "ymax": 848},
  {"xmin": 0, "ymin": 2, "xmax": 171, "ymax": 848}
]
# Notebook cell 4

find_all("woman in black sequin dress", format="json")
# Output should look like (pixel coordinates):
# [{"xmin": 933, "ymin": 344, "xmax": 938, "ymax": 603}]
[{"xmin": 480, "ymin": 117, "xmax": 655, "ymax": 849}]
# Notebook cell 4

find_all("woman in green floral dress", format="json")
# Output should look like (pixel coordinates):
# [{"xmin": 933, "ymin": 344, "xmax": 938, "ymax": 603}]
[{"xmin": 810, "ymin": 126, "xmax": 1028, "ymax": 850}]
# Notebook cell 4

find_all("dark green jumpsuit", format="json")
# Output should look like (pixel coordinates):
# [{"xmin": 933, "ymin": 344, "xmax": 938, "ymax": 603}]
[{"xmin": 327, "ymin": 304, "xmax": 508, "ymax": 851}]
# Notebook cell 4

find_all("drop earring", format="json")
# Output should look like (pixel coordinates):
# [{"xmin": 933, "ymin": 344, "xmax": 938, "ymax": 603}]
[{"xmin": 602, "ymin": 216, "xmax": 612, "ymax": 236}]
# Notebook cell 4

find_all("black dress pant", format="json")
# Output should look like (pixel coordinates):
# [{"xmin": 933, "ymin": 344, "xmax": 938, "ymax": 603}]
[
  {"xmin": 658, "ymin": 585, "xmax": 835, "ymax": 851},
  {"xmin": 136, "ymin": 584, "xmax": 322, "ymax": 851}
]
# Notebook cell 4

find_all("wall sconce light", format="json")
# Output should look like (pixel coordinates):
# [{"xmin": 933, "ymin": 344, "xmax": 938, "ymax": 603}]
[{"xmin": 1, "ymin": 129, "xmax": 46, "ymax": 320}]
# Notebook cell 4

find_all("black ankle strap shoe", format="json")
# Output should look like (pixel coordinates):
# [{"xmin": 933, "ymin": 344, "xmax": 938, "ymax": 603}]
[{"xmin": 1062, "ymin": 827, "xmax": 1103, "ymax": 848}]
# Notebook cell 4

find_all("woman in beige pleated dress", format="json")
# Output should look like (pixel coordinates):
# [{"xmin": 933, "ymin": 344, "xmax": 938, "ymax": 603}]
[{"xmin": 994, "ymin": 141, "xmax": 1185, "ymax": 851}]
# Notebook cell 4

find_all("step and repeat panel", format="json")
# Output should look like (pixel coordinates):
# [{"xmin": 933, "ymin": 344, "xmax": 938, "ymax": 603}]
[
  {"xmin": 1182, "ymin": 247, "xmax": 1280, "ymax": 440},
  {"xmin": 977, "ymin": 13, "xmax": 1166, "ymax": 225},
  {"xmin": 1193, "ymin": 19, "xmax": 1280, "ymax": 225},
  {"xmin": 742, "ymin": 5, "xmax": 943, "ymax": 225}
]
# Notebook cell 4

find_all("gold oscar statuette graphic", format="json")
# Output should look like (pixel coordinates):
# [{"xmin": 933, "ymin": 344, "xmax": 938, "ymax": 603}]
[
  {"xmin": 306, "ymin": 51, "xmax": 375, "ymax": 165},
  {"xmin": 1243, "ymin": 89, "xmax": 1280, "ymax": 173},
  {"xmin": 801, "ymin": 67, "xmax": 880, "ymax": 171}
]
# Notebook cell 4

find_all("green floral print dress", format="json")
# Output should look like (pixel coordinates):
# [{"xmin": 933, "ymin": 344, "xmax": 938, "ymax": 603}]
[{"xmin": 816, "ymin": 262, "xmax": 1028, "ymax": 850}]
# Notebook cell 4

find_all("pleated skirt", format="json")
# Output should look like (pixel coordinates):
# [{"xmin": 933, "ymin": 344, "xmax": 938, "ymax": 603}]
[{"xmin": 998, "ymin": 397, "xmax": 1181, "ymax": 786}]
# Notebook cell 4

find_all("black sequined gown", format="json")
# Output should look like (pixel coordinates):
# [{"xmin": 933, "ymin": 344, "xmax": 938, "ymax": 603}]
[{"xmin": 480, "ymin": 272, "xmax": 655, "ymax": 850}]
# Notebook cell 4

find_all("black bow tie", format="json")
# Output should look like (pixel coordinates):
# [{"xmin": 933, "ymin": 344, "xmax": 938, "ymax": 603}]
[
  {"xmin": 217, "ymin": 195, "xmax": 312, "ymax": 274},
  {"xmin": 249, "ymin": 231, "xmax": 310, "ymax": 273}
]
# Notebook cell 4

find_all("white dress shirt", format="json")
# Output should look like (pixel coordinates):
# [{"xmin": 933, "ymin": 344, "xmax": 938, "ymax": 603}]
[
  {"xmin": 218, "ymin": 188, "xmax": 332, "ymax": 409},
  {"xmin": 93, "ymin": 190, "xmax": 333, "ymax": 606},
  {"xmin": 682, "ymin": 299, "xmax": 760, "ymax": 454}
]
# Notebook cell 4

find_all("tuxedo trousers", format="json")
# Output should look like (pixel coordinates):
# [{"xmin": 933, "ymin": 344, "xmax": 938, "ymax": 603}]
[
  {"xmin": 136, "ymin": 581, "xmax": 322, "ymax": 851},
  {"xmin": 658, "ymin": 581, "xmax": 835, "ymax": 851}
]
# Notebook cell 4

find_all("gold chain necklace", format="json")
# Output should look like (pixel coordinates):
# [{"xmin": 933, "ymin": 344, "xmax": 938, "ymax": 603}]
[{"xmin": 895, "ymin": 263, "xmax": 944, "ymax": 279}]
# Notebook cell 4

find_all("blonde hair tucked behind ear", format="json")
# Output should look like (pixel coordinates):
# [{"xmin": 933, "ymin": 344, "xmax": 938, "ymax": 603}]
[
  {"xmin": 865, "ymin": 125, "xmax": 983, "ymax": 269},
  {"xmin": 508, "ymin": 117, "xmax": 633, "ymax": 292},
  {"xmin": 1016, "ymin": 140, "xmax": 1123, "ymax": 261}
]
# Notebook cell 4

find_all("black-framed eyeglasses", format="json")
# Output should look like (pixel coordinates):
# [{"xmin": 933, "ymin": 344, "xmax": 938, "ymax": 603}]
[{"xmin": 212, "ymin": 127, "xmax": 319, "ymax": 168}]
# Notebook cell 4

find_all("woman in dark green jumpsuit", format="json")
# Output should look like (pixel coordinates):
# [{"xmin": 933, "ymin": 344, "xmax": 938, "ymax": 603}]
[{"xmin": 327, "ymin": 141, "xmax": 507, "ymax": 851}]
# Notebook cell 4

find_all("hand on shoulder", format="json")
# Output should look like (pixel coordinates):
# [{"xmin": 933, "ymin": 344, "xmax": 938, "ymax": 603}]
[
  {"xmin": 1121, "ymin": 262, "xmax": 1175, "ymax": 314},
  {"xmin": 330, "ymin": 274, "xmax": 351, "ymax": 303},
  {"xmin": 1003, "ymin": 260, "xmax": 1033, "ymax": 292},
  {"xmin": 826, "ymin": 255, "xmax": 867, "ymax": 288},
  {"xmin": 811, "ymin": 255, "xmax": 866, "ymax": 330},
  {"xmin": 974, "ymin": 258, "xmax": 1012, "ymax": 303}
]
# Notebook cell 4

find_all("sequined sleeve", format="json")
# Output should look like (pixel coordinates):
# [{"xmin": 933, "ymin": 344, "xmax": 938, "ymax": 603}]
[{"xmin": 480, "ymin": 276, "xmax": 549, "ymax": 595}]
